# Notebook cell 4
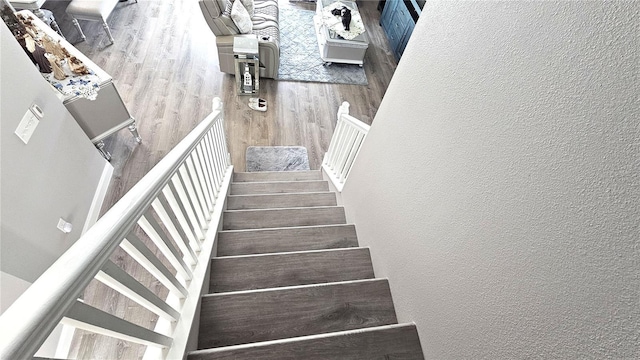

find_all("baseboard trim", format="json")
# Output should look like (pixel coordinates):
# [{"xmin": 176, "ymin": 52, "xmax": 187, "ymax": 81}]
[{"xmin": 81, "ymin": 162, "xmax": 114, "ymax": 235}]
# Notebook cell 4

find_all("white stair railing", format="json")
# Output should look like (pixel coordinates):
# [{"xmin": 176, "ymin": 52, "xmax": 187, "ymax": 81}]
[
  {"xmin": 323, "ymin": 101, "xmax": 370, "ymax": 192},
  {"xmin": 0, "ymin": 98, "xmax": 233, "ymax": 360}
]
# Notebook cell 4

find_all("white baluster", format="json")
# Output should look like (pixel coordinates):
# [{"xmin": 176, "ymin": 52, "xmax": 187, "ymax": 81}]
[
  {"xmin": 342, "ymin": 132, "xmax": 366, "ymax": 181},
  {"xmin": 196, "ymin": 142, "xmax": 216, "ymax": 205},
  {"xmin": 138, "ymin": 212, "xmax": 192, "ymax": 281},
  {"xmin": 178, "ymin": 165, "xmax": 208, "ymax": 231},
  {"xmin": 95, "ymin": 260, "xmax": 180, "ymax": 321},
  {"xmin": 161, "ymin": 185, "xmax": 201, "ymax": 251},
  {"xmin": 186, "ymin": 156, "xmax": 211, "ymax": 220},
  {"xmin": 209, "ymin": 131, "xmax": 222, "ymax": 194},
  {"xmin": 120, "ymin": 233, "xmax": 188, "ymax": 298},
  {"xmin": 151, "ymin": 198, "xmax": 197, "ymax": 263},
  {"xmin": 61, "ymin": 301, "xmax": 172, "ymax": 348},
  {"xmin": 170, "ymin": 174, "xmax": 205, "ymax": 241}
]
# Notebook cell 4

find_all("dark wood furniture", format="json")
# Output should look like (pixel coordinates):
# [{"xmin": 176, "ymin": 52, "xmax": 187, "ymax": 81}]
[{"xmin": 379, "ymin": 0, "xmax": 421, "ymax": 60}]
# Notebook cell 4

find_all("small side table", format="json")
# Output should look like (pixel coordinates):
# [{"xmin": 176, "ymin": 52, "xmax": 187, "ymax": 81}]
[{"xmin": 233, "ymin": 35, "xmax": 259, "ymax": 96}]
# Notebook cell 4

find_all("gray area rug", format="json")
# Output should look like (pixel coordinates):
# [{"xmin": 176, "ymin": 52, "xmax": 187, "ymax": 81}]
[
  {"xmin": 277, "ymin": 8, "xmax": 368, "ymax": 85},
  {"xmin": 246, "ymin": 146, "xmax": 311, "ymax": 172}
]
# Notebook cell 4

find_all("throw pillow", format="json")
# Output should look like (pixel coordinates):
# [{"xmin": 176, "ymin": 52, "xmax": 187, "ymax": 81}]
[
  {"xmin": 240, "ymin": 0, "xmax": 254, "ymax": 17},
  {"xmin": 230, "ymin": 0, "xmax": 253, "ymax": 34}
]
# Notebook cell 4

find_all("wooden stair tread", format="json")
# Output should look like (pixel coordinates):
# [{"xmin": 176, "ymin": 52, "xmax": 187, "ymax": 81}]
[
  {"xmin": 230, "ymin": 180, "xmax": 329, "ymax": 195},
  {"xmin": 233, "ymin": 171, "xmax": 322, "ymax": 182},
  {"xmin": 222, "ymin": 206, "xmax": 346, "ymax": 230},
  {"xmin": 188, "ymin": 323, "xmax": 424, "ymax": 360},
  {"xmin": 217, "ymin": 224, "xmax": 359, "ymax": 256},
  {"xmin": 198, "ymin": 279, "xmax": 397, "ymax": 349},
  {"xmin": 210, "ymin": 248, "xmax": 375, "ymax": 292},
  {"xmin": 227, "ymin": 192, "xmax": 337, "ymax": 210},
  {"xmin": 197, "ymin": 171, "xmax": 425, "ymax": 358}
]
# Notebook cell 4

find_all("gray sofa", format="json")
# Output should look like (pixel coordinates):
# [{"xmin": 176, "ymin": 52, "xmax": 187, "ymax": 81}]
[{"xmin": 198, "ymin": 0, "xmax": 279, "ymax": 79}]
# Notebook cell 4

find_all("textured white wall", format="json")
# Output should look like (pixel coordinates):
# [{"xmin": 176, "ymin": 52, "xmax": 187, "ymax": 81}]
[{"xmin": 341, "ymin": 1, "xmax": 639, "ymax": 358}]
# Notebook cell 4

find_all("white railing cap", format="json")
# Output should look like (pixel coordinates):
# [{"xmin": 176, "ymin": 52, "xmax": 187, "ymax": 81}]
[{"xmin": 341, "ymin": 113, "xmax": 371, "ymax": 133}]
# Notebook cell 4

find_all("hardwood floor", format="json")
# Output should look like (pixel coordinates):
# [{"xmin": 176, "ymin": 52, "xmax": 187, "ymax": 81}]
[
  {"xmin": 191, "ymin": 170, "xmax": 423, "ymax": 359},
  {"xmin": 226, "ymin": 191, "xmax": 338, "ymax": 209},
  {"xmin": 198, "ymin": 278, "xmax": 397, "ymax": 348},
  {"xmin": 229, "ymin": 179, "xmax": 329, "ymax": 194},
  {"xmin": 189, "ymin": 323, "xmax": 424, "ymax": 360},
  {"xmin": 209, "ymin": 247, "xmax": 375, "ymax": 292},
  {"xmin": 45, "ymin": 0, "xmax": 396, "ymax": 210},
  {"xmin": 39, "ymin": 0, "xmax": 396, "ymax": 358},
  {"xmin": 223, "ymin": 205, "xmax": 347, "ymax": 230},
  {"xmin": 217, "ymin": 223, "xmax": 359, "ymax": 256}
]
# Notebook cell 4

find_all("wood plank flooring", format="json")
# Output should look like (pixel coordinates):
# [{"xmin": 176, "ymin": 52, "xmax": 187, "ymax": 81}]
[
  {"xmin": 189, "ymin": 323, "xmax": 424, "ymax": 360},
  {"xmin": 217, "ymin": 223, "xmax": 360, "ymax": 255},
  {"xmin": 233, "ymin": 170, "xmax": 323, "ymax": 182},
  {"xmin": 229, "ymin": 179, "xmax": 330, "ymax": 194},
  {"xmin": 192, "ymin": 171, "xmax": 424, "ymax": 358},
  {"xmin": 226, "ymin": 191, "xmax": 338, "ymax": 209},
  {"xmin": 223, "ymin": 206, "xmax": 347, "ymax": 230},
  {"xmin": 198, "ymin": 278, "xmax": 397, "ymax": 349},
  {"xmin": 210, "ymin": 247, "xmax": 374, "ymax": 292},
  {"xmin": 37, "ymin": 0, "xmax": 396, "ymax": 358},
  {"xmin": 45, "ymin": 0, "xmax": 396, "ymax": 210}
]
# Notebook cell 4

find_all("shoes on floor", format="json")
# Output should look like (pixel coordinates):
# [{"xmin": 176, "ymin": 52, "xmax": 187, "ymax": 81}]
[
  {"xmin": 248, "ymin": 98, "xmax": 267, "ymax": 111},
  {"xmin": 248, "ymin": 101, "xmax": 267, "ymax": 112},
  {"xmin": 249, "ymin": 98, "xmax": 267, "ymax": 104}
]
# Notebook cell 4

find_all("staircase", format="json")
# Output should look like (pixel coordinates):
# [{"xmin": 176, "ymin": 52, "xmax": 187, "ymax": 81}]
[{"xmin": 188, "ymin": 170, "xmax": 424, "ymax": 359}]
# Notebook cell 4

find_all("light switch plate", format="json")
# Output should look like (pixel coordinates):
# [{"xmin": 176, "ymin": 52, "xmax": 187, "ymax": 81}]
[{"xmin": 15, "ymin": 109, "xmax": 40, "ymax": 144}]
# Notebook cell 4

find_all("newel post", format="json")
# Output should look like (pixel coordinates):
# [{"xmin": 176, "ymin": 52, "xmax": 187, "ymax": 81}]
[{"xmin": 337, "ymin": 101, "xmax": 350, "ymax": 120}]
